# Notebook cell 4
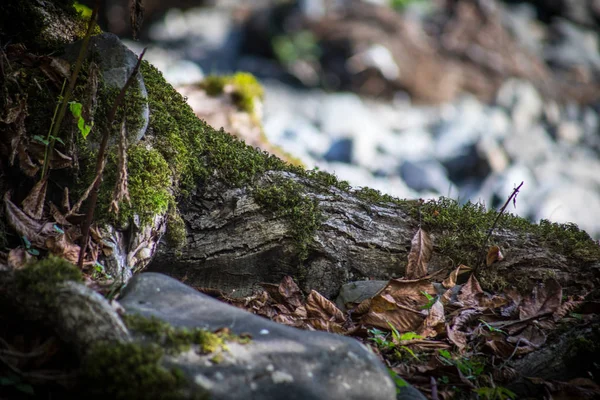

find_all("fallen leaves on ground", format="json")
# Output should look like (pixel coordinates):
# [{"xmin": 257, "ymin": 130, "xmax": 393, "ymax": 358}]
[{"xmin": 219, "ymin": 227, "xmax": 599, "ymax": 400}]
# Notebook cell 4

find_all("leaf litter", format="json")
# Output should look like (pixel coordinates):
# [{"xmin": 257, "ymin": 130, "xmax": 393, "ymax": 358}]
[{"xmin": 213, "ymin": 223, "xmax": 600, "ymax": 399}]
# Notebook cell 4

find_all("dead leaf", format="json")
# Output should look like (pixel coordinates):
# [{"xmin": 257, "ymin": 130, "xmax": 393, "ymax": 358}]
[
  {"xmin": 419, "ymin": 300, "xmax": 445, "ymax": 338},
  {"xmin": 22, "ymin": 177, "xmax": 47, "ymax": 220},
  {"xmin": 4, "ymin": 192, "xmax": 56, "ymax": 248},
  {"xmin": 457, "ymin": 274, "xmax": 484, "ymax": 307},
  {"xmin": 45, "ymin": 234, "xmax": 81, "ymax": 265},
  {"xmin": 406, "ymin": 228, "xmax": 433, "ymax": 279},
  {"xmin": 519, "ymin": 278, "xmax": 562, "ymax": 320},
  {"xmin": 442, "ymin": 264, "xmax": 471, "ymax": 289},
  {"xmin": 306, "ymin": 290, "xmax": 346, "ymax": 323},
  {"xmin": 486, "ymin": 245, "xmax": 504, "ymax": 266},
  {"xmin": 446, "ymin": 323, "xmax": 468, "ymax": 351}
]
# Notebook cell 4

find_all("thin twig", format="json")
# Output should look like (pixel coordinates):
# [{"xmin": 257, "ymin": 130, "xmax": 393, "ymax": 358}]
[
  {"xmin": 475, "ymin": 181, "xmax": 523, "ymax": 272},
  {"xmin": 77, "ymin": 48, "xmax": 147, "ymax": 268}
]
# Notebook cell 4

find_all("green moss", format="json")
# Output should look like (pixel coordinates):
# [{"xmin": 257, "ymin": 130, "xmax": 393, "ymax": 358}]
[
  {"xmin": 399, "ymin": 197, "xmax": 600, "ymax": 274},
  {"xmin": 165, "ymin": 204, "xmax": 188, "ymax": 250},
  {"xmin": 15, "ymin": 256, "xmax": 82, "ymax": 301},
  {"xmin": 122, "ymin": 314, "xmax": 248, "ymax": 355},
  {"xmin": 82, "ymin": 341, "xmax": 203, "ymax": 400},
  {"xmin": 253, "ymin": 177, "xmax": 323, "ymax": 260},
  {"xmin": 200, "ymin": 72, "xmax": 264, "ymax": 115}
]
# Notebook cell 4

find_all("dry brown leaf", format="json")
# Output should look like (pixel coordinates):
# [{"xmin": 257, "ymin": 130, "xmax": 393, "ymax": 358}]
[
  {"xmin": 406, "ymin": 228, "xmax": 433, "ymax": 279},
  {"xmin": 49, "ymin": 202, "xmax": 70, "ymax": 226},
  {"xmin": 446, "ymin": 323, "xmax": 468, "ymax": 351},
  {"xmin": 484, "ymin": 334, "xmax": 515, "ymax": 358},
  {"xmin": 306, "ymin": 290, "xmax": 346, "ymax": 323},
  {"xmin": 553, "ymin": 298, "xmax": 584, "ymax": 321},
  {"xmin": 486, "ymin": 245, "xmax": 504, "ymax": 266},
  {"xmin": 4, "ymin": 192, "xmax": 56, "ymax": 248},
  {"xmin": 519, "ymin": 278, "xmax": 562, "ymax": 320},
  {"xmin": 361, "ymin": 292, "xmax": 424, "ymax": 332},
  {"xmin": 307, "ymin": 318, "xmax": 347, "ymax": 334},
  {"xmin": 279, "ymin": 276, "xmax": 304, "ymax": 309},
  {"xmin": 419, "ymin": 300, "xmax": 445, "ymax": 338},
  {"xmin": 442, "ymin": 264, "xmax": 471, "ymax": 289},
  {"xmin": 17, "ymin": 141, "xmax": 39, "ymax": 176},
  {"xmin": 46, "ymin": 234, "xmax": 82, "ymax": 265},
  {"xmin": 457, "ymin": 274, "xmax": 484, "ymax": 307},
  {"xmin": 22, "ymin": 177, "xmax": 47, "ymax": 220}
]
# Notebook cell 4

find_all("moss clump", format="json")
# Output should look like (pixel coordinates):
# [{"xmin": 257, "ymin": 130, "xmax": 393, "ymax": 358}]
[
  {"xmin": 121, "ymin": 144, "xmax": 173, "ymax": 223},
  {"xmin": 82, "ymin": 341, "xmax": 201, "ymax": 400},
  {"xmin": 408, "ymin": 197, "xmax": 600, "ymax": 269},
  {"xmin": 165, "ymin": 204, "xmax": 188, "ymax": 250},
  {"xmin": 253, "ymin": 177, "xmax": 323, "ymax": 260},
  {"xmin": 122, "ymin": 314, "xmax": 247, "ymax": 355},
  {"xmin": 200, "ymin": 72, "xmax": 264, "ymax": 115},
  {"xmin": 15, "ymin": 256, "xmax": 82, "ymax": 300}
]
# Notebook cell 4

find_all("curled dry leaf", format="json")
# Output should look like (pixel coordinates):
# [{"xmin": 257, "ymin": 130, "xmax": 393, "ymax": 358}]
[
  {"xmin": 22, "ymin": 177, "xmax": 47, "ymax": 220},
  {"xmin": 305, "ymin": 290, "xmax": 346, "ymax": 323},
  {"xmin": 419, "ymin": 300, "xmax": 445, "ymax": 338},
  {"xmin": 442, "ymin": 264, "xmax": 471, "ymax": 289},
  {"xmin": 406, "ymin": 228, "xmax": 433, "ymax": 279},
  {"xmin": 446, "ymin": 323, "xmax": 468, "ymax": 351},
  {"xmin": 486, "ymin": 245, "xmax": 504, "ymax": 266},
  {"xmin": 361, "ymin": 278, "xmax": 436, "ymax": 332},
  {"xmin": 4, "ymin": 192, "xmax": 56, "ymax": 248},
  {"xmin": 45, "ymin": 234, "xmax": 81, "ymax": 265}
]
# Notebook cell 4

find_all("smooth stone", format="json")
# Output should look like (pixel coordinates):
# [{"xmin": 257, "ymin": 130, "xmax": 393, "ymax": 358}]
[
  {"xmin": 324, "ymin": 137, "xmax": 354, "ymax": 163},
  {"xmin": 336, "ymin": 280, "xmax": 388, "ymax": 312},
  {"xmin": 400, "ymin": 160, "xmax": 457, "ymax": 197},
  {"xmin": 119, "ymin": 273, "xmax": 398, "ymax": 400}
]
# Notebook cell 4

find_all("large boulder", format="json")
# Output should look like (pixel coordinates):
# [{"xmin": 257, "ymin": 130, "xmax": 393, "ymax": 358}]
[{"xmin": 118, "ymin": 273, "xmax": 400, "ymax": 400}]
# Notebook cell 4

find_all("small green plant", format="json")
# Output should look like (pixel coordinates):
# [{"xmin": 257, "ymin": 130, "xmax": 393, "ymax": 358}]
[
  {"xmin": 420, "ymin": 291, "xmax": 436, "ymax": 310},
  {"xmin": 21, "ymin": 236, "xmax": 39, "ymax": 256},
  {"xmin": 69, "ymin": 101, "xmax": 93, "ymax": 139},
  {"xmin": 387, "ymin": 369, "xmax": 408, "ymax": 395},
  {"xmin": 473, "ymin": 385, "xmax": 516, "ymax": 400},
  {"xmin": 479, "ymin": 319, "xmax": 507, "ymax": 334},
  {"xmin": 438, "ymin": 349, "xmax": 485, "ymax": 381},
  {"xmin": 368, "ymin": 328, "xmax": 394, "ymax": 350},
  {"xmin": 92, "ymin": 261, "xmax": 112, "ymax": 280}
]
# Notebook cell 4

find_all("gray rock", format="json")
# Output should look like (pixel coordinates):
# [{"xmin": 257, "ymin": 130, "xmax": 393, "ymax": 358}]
[
  {"xmin": 63, "ymin": 33, "xmax": 149, "ymax": 142},
  {"xmin": 503, "ymin": 125, "xmax": 555, "ymax": 165},
  {"xmin": 119, "ymin": 273, "xmax": 398, "ymax": 400},
  {"xmin": 496, "ymin": 79, "xmax": 543, "ymax": 133},
  {"xmin": 324, "ymin": 137, "xmax": 354, "ymax": 163},
  {"xmin": 336, "ymin": 280, "xmax": 388, "ymax": 312},
  {"xmin": 400, "ymin": 160, "xmax": 457, "ymax": 197}
]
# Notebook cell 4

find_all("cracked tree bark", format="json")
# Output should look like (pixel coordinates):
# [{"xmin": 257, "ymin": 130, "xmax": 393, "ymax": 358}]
[{"xmin": 147, "ymin": 170, "xmax": 600, "ymax": 299}]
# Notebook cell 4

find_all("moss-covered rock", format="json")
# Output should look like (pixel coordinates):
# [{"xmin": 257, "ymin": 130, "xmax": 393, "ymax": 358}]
[
  {"xmin": 15, "ymin": 256, "xmax": 82, "ymax": 301},
  {"xmin": 81, "ymin": 341, "xmax": 203, "ymax": 400}
]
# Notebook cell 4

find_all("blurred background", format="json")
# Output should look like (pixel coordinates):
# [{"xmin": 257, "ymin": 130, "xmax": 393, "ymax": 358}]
[{"xmin": 82, "ymin": 0, "xmax": 600, "ymax": 238}]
